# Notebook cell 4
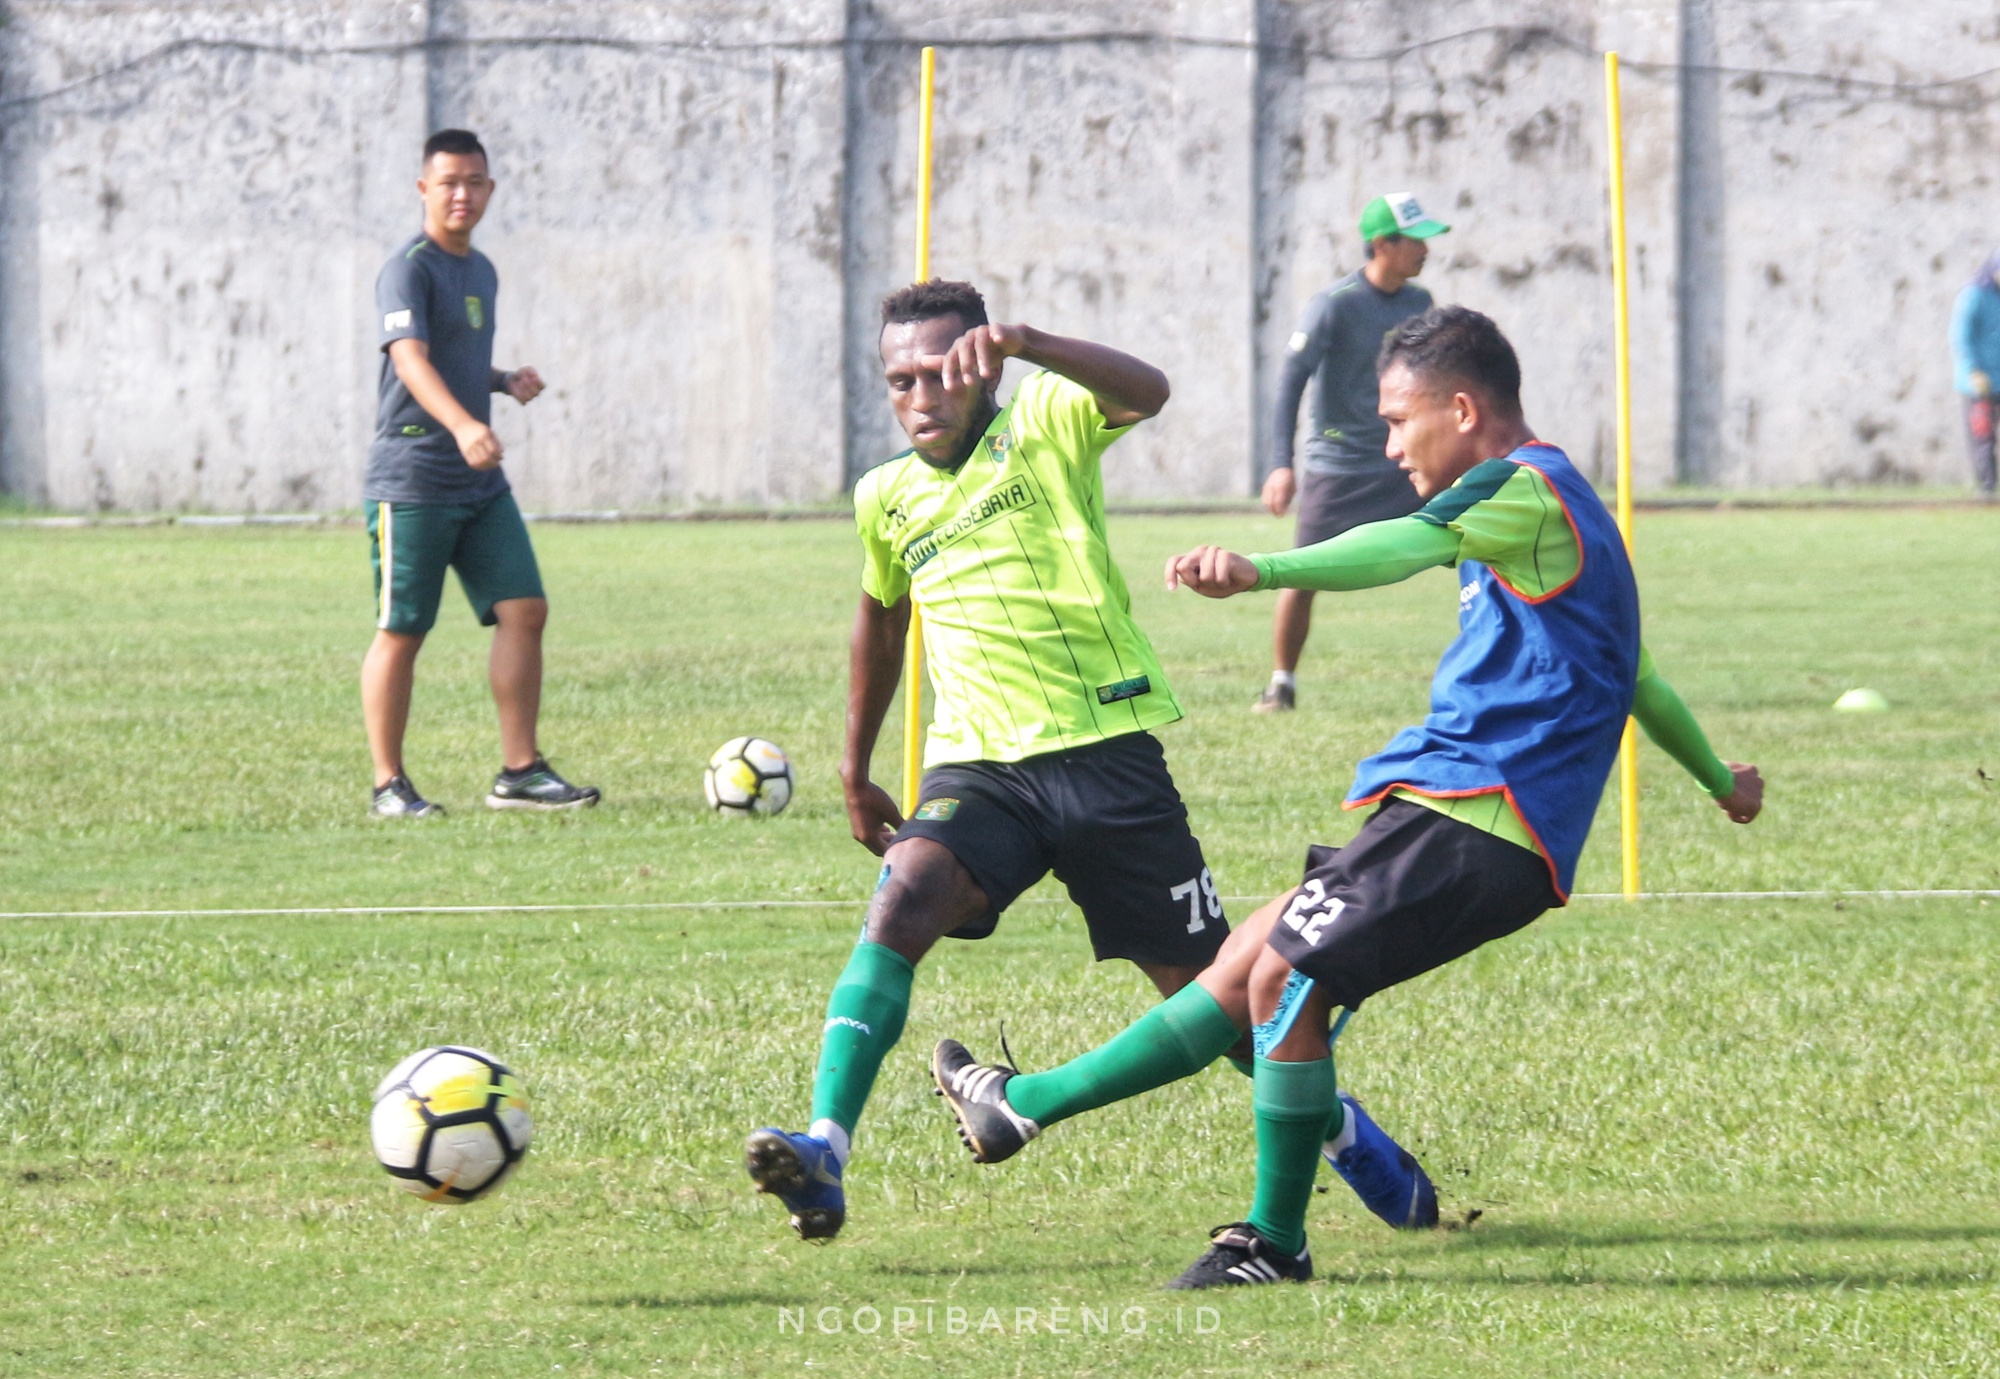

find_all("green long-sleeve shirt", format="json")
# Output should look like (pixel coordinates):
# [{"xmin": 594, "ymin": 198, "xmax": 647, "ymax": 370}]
[{"xmin": 1248, "ymin": 461, "xmax": 1736, "ymax": 853}]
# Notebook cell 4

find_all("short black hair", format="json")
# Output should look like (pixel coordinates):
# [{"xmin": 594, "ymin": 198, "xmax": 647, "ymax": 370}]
[
  {"xmin": 424, "ymin": 129, "xmax": 488, "ymax": 166},
  {"xmin": 1377, "ymin": 306, "xmax": 1522, "ymax": 414},
  {"xmin": 1362, "ymin": 232, "xmax": 1404, "ymax": 260},
  {"xmin": 880, "ymin": 278, "xmax": 988, "ymax": 332}
]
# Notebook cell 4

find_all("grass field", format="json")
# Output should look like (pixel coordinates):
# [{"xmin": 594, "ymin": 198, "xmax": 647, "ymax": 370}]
[{"xmin": 1, "ymin": 509, "xmax": 1997, "ymax": 1376}]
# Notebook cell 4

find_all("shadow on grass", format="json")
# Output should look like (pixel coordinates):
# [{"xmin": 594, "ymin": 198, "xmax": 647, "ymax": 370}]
[
  {"xmin": 1319, "ymin": 1264, "xmax": 1996, "ymax": 1291},
  {"xmin": 592, "ymin": 1291, "xmax": 800, "ymax": 1310},
  {"xmin": 1460, "ymin": 1219, "xmax": 2000, "ymax": 1252},
  {"xmin": 866, "ymin": 1260, "xmax": 1025, "ymax": 1279},
  {"xmin": 1292, "ymin": 1216, "xmax": 2000, "ymax": 1291},
  {"xmin": 861, "ymin": 1248, "xmax": 1160, "ymax": 1281}
]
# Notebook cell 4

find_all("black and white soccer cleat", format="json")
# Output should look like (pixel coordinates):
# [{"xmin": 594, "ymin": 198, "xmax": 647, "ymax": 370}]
[
  {"xmin": 485, "ymin": 758, "xmax": 601, "ymax": 811},
  {"xmin": 931, "ymin": 1038, "xmax": 1040, "ymax": 1164},
  {"xmin": 1166, "ymin": 1222, "xmax": 1313, "ymax": 1290}
]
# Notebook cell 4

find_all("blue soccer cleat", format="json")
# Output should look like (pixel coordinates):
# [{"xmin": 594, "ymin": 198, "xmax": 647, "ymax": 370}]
[
  {"xmin": 1324, "ymin": 1094, "xmax": 1439, "ymax": 1230},
  {"xmin": 745, "ymin": 1128, "xmax": 846, "ymax": 1239}
]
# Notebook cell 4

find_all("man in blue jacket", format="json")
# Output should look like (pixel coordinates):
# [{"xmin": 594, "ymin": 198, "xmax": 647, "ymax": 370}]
[{"xmin": 1948, "ymin": 249, "xmax": 2000, "ymax": 499}]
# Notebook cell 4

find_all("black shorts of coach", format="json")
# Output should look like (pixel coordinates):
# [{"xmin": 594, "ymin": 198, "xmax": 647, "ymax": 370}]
[
  {"xmin": 892, "ymin": 731, "xmax": 1227, "ymax": 969},
  {"xmin": 1266, "ymin": 797, "xmax": 1560, "ymax": 1012},
  {"xmin": 1294, "ymin": 465, "xmax": 1425, "ymax": 548}
]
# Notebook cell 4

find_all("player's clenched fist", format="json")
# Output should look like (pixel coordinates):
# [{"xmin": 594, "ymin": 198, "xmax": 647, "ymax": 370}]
[
  {"xmin": 1165, "ymin": 545, "xmax": 1261, "ymax": 598},
  {"xmin": 503, "ymin": 366, "xmax": 545, "ymax": 404},
  {"xmin": 926, "ymin": 323, "xmax": 1029, "ymax": 395},
  {"xmin": 843, "ymin": 778, "xmax": 905, "ymax": 856},
  {"xmin": 454, "ymin": 421, "xmax": 504, "ymax": 469},
  {"xmin": 455, "ymin": 421, "xmax": 504, "ymax": 470},
  {"xmin": 1715, "ymin": 762, "xmax": 1764, "ymax": 824},
  {"xmin": 1260, "ymin": 466, "xmax": 1297, "ymax": 517}
]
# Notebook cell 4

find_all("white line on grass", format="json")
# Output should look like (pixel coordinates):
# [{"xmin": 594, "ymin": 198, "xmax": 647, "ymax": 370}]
[
  {"xmin": 2, "ymin": 889, "xmax": 1996, "ymax": 920},
  {"xmin": 1580, "ymin": 889, "xmax": 2000, "ymax": 900}
]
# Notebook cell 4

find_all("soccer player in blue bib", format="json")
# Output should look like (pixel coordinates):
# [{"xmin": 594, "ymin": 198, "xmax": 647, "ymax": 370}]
[{"xmin": 933, "ymin": 307, "xmax": 1763, "ymax": 1288}]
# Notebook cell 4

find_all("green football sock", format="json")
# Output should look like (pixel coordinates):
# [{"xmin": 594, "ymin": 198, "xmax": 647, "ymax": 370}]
[
  {"xmin": 1006, "ymin": 982, "xmax": 1242, "ymax": 1128},
  {"xmin": 807, "ymin": 941, "xmax": 915, "ymax": 1137},
  {"xmin": 1226, "ymin": 1054, "xmax": 1255, "ymax": 1079},
  {"xmin": 1323, "ymin": 1091, "xmax": 1351, "ymax": 1149},
  {"xmin": 1245, "ymin": 1055, "xmax": 1337, "ymax": 1258}
]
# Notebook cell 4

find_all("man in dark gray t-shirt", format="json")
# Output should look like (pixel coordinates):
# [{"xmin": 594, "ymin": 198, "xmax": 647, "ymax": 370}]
[
  {"xmin": 1253, "ymin": 192, "xmax": 1450, "ymax": 713},
  {"xmin": 360, "ymin": 128, "xmax": 598, "ymax": 819},
  {"xmin": 367, "ymin": 234, "xmax": 506, "ymax": 504}
]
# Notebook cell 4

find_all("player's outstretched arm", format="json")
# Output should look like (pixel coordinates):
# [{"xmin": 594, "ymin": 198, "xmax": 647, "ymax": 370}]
[
  {"xmin": 839, "ymin": 593, "xmax": 912, "ymax": 854},
  {"xmin": 1630, "ymin": 649, "xmax": 1763, "ymax": 824},
  {"xmin": 928, "ymin": 323, "xmax": 1169, "ymax": 426},
  {"xmin": 1165, "ymin": 516, "xmax": 1459, "ymax": 599}
]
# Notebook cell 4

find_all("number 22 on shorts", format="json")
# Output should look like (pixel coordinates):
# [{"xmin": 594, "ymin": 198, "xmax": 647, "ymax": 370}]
[
  {"xmin": 1170, "ymin": 868, "xmax": 1223, "ymax": 933},
  {"xmin": 1281, "ymin": 879, "xmax": 1347, "ymax": 946}
]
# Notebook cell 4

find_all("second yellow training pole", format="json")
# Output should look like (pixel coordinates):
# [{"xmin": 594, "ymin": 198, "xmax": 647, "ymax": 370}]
[
  {"xmin": 901, "ymin": 46, "xmax": 937, "ymax": 818},
  {"xmin": 1605, "ymin": 51, "xmax": 1640, "ymax": 900}
]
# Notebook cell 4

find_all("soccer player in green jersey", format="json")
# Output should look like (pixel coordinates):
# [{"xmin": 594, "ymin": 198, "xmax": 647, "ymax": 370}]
[{"xmin": 745, "ymin": 279, "xmax": 1259, "ymax": 1239}]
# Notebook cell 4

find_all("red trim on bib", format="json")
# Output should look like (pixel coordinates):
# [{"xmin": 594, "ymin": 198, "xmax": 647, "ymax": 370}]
[{"xmin": 1482, "ymin": 445, "xmax": 1585, "ymax": 607}]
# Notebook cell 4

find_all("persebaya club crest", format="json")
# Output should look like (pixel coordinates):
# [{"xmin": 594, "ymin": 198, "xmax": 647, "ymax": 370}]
[{"xmin": 465, "ymin": 296, "xmax": 485, "ymax": 330}]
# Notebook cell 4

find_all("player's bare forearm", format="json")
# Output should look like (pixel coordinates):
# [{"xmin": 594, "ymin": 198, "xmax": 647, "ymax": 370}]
[
  {"xmin": 840, "ymin": 594, "xmax": 906, "ymax": 783},
  {"xmin": 927, "ymin": 324, "xmax": 1166, "ymax": 426},
  {"xmin": 841, "ymin": 594, "xmax": 911, "ymax": 852},
  {"xmin": 389, "ymin": 338, "xmax": 502, "ymax": 468},
  {"xmin": 389, "ymin": 339, "xmax": 476, "ymax": 432},
  {"xmin": 1013, "ymin": 326, "xmax": 1169, "ymax": 425}
]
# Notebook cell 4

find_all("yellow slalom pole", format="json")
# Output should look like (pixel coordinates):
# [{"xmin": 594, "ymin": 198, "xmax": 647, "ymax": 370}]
[
  {"xmin": 1605, "ymin": 51, "xmax": 1640, "ymax": 900},
  {"xmin": 901, "ymin": 46, "xmax": 936, "ymax": 818}
]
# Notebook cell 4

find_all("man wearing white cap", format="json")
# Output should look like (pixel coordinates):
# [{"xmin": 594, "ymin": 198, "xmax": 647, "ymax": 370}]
[{"xmin": 1254, "ymin": 192, "xmax": 1450, "ymax": 713}]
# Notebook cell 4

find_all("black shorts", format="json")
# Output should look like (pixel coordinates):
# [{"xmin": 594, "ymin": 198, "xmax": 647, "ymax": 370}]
[
  {"xmin": 1266, "ymin": 798, "xmax": 1558, "ymax": 1011},
  {"xmin": 1295, "ymin": 465, "xmax": 1424, "ymax": 547},
  {"xmin": 893, "ymin": 732, "xmax": 1227, "ymax": 968}
]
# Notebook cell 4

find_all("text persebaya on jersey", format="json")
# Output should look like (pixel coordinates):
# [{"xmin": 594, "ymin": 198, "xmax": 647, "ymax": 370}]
[{"xmin": 901, "ymin": 477, "xmax": 1040, "ymax": 573}]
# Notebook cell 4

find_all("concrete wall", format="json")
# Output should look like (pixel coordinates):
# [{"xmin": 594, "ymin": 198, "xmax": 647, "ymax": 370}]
[
  {"xmin": 0, "ymin": 1, "xmax": 1995, "ymax": 511},
  {"xmin": 1671, "ymin": 0, "xmax": 2000, "ymax": 486},
  {"xmin": 1254, "ymin": 0, "xmax": 1682, "ymax": 490}
]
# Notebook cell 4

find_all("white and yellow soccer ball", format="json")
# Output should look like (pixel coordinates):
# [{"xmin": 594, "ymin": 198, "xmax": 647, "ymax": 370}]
[
  {"xmin": 703, "ymin": 736, "xmax": 794, "ymax": 817},
  {"xmin": 370, "ymin": 1046, "xmax": 531, "ymax": 1204}
]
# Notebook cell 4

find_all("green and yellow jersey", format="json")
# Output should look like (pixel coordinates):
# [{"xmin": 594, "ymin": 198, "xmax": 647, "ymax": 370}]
[{"xmin": 855, "ymin": 370, "xmax": 1182, "ymax": 768}]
